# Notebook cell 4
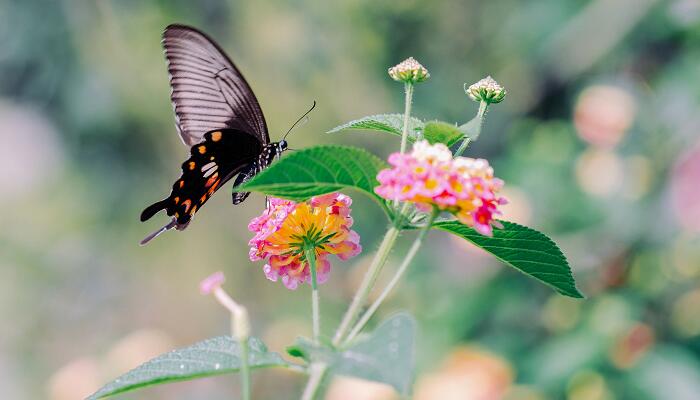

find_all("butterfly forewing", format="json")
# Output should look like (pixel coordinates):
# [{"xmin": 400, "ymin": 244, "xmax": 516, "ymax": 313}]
[{"xmin": 162, "ymin": 24, "xmax": 269, "ymax": 146}]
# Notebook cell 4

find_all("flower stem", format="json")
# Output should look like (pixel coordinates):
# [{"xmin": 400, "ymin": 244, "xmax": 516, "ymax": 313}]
[
  {"xmin": 455, "ymin": 100, "xmax": 488, "ymax": 156},
  {"xmin": 239, "ymin": 337, "xmax": 251, "ymax": 400},
  {"xmin": 213, "ymin": 288, "xmax": 251, "ymax": 400},
  {"xmin": 454, "ymin": 137, "xmax": 471, "ymax": 157},
  {"xmin": 400, "ymin": 82, "xmax": 415, "ymax": 154},
  {"xmin": 343, "ymin": 207, "xmax": 439, "ymax": 345},
  {"xmin": 305, "ymin": 247, "xmax": 321, "ymax": 344},
  {"xmin": 301, "ymin": 362, "xmax": 328, "ymax": 400},
  {"xmin": 332, "ymin": 225, "xmax": 401, "ymax": 346}
]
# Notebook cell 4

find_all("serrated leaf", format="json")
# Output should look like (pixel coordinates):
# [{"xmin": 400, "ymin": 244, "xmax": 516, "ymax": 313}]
[
  {"xmin": 422, "ymin": 121, "xmax": 467, "ymax": 146},
  {"xmin": 88, "ymin": 336, "xmax": 287, "ymax": 399},
  {"xmin": 434, "ymin": 220, "xmax": 583, "ymax": 298},
  {"xmin": 328, "ymin": 114, "xmax": 467, "ymax": 147},
  {"xmin": 289, "ymin": 313, "xmax": 416, "ymax": 395},
  {"xmin": 236, "ymin": 145, "xmax": 390, "ymax": 215},
  {"xmin": 326, "ymin": 114, "xmax": 424, "ymax": 137}
]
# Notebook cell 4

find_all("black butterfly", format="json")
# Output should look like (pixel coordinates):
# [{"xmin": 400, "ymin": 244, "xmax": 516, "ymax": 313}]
[{"xmin": 140, "ymin": 24, "xmax": 305, "ymax": 245}]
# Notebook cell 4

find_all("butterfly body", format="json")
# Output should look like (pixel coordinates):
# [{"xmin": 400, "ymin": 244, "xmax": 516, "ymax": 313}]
[{"xmin": 140, "ymin": 24, "xmax": 286, "ymax": 245}]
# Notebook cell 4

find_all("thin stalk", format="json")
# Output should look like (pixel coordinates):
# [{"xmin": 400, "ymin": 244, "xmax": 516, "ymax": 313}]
[
  {"xmin": 332, "ymin": 225, "xmax": 401, "ymax": 346},
  {"xmin": 455, "ymin": 100, "xmax": 488, "ymax": 156},
  {"xmin": 399, "ymin": 82, "xmax": 415, "ymax": 154},
  {"xmin": 344, "ymin": 207, "xmax": 439, "ymax": 345},
  {"xmin": 214, "ymin": 288, "xmax": 251, "ymax": 400},
  {"xmin": 238, "ymin": 336, "xmax": 251, "ymax": 400},
  {"xmin": 454, "ymin": 137, "xmax": 471, "ymax": 156},
  {"xmin": 301, "ymin": 363, "xmax": 328, "ymax": 400},
  {"xmin": 305, "ymin": 247, "xmax": 321, "ymax": 344}
]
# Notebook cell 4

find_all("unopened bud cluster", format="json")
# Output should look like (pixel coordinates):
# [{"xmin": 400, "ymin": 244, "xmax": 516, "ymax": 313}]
[
  {"xmin": 388, "ymin": 57, "xmax": 430, "ymax": 84},
  {"xmin": 466, "ymin": 76, "xmax": 506, "ymax": 104}
]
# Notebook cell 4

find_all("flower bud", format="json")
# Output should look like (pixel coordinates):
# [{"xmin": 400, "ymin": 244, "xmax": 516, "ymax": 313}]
[
  {"xmin": 465, "ymin": 76, "xmax": 506, "ymax": 104},
  {"xmin": 388, "ymin": 57, "xmax": 430, "ymax": 84}
]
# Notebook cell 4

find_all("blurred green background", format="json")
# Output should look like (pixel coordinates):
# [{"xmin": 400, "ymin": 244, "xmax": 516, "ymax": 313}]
[{"xmin": 2, "ymin": 0, "xmax": 700, "ymax": 399}]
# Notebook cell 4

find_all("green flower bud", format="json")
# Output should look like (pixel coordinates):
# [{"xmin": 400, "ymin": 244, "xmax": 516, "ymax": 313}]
[
  {"xmin": 388, "ymin": 57, "xmax": 430, "ymax": 84},
  {"xmin": 465, "ymin": 76, "xmax": 506, "ymax": 104}
]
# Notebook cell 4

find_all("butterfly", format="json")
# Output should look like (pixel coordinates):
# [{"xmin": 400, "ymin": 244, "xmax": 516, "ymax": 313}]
[{"xmin": 140, "ymin": 24, "xmax": 309, "ymax": 245}]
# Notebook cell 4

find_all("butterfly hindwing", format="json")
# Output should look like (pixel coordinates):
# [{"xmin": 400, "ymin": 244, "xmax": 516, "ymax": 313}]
[{"xmin": 140, "ymin": 129, "xmax": 264, "ymax": 227}]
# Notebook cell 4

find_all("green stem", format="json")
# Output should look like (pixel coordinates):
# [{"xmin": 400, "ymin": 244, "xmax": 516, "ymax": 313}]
[
  {"xmin": 301, "ymin": 362, "xmax": 328, "ymax": 400},
  {"xmin": 454, "ymin": 137, "xmax": 471, "ymax": 156},
  {"xmin": 455, "ymin": 100, "xmax": 488, "ymax": 156},
  {"xmin": 400, "ymin": 82, "xmax": 415, "ymax": 154},
  {"xmin": 305, "ymin": 247, "xmax": 321, "ymax": 344},
  {"xmin": 332, "ymin": 225, "xmax": 401, "ymax": 346},
  {"xmin": 239, "ymin": 337, "xmax": 251, "ymax": 400},
  {"xmin": 343, "ymin": 207, "xmax": 439, "ymax": 345}
]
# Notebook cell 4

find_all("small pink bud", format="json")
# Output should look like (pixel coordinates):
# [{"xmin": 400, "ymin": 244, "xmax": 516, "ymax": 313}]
[{"xmin": 200, "ymin": 271, "xmax": 225, "ymax": 294}]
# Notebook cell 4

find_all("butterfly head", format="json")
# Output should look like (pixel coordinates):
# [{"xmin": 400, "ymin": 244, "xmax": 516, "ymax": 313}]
[{"xmin": 278, "ymin": 140, "xmax": 288, "ymax": 153}]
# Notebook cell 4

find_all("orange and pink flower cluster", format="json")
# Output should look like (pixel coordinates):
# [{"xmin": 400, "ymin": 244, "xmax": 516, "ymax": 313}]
[
  {"xmin": 248, "ymin": 193, "xmax": 361, "ymax": 289},
  {"xmin": 375, "ymin": 140, "xmax": 507, "ymax": 236}
]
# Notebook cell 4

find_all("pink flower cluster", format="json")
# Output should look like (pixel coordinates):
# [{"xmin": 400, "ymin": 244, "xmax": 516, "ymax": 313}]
[
  {"xmin": 375, "ymin": 140, "xmax": 507, "ymax": 235},
  {"xmin": 248, "ymin": 193, "xmax": 362, "ymax": 290}
]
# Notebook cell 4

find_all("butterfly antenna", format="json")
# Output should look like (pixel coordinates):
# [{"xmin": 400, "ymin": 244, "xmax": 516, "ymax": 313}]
[
  {"xmin": 140, "ymin": 218, "xmax": 177, "ymax": 246},
  {"xmin": 283, "ymin": 101, "xmax": 316, "ymax": 140}
]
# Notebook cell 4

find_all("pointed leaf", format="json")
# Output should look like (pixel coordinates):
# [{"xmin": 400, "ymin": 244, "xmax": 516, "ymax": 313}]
[
  {"xmin": 236, "ymin": 145, "xmax": 391, "ymax": 215},
  {"xmin": 434, "ymin": 220, "xmax": 583, "ymax": 298},
  {"xmin": 88, "ymin": 336, "xmax": 287, "ymax": 399},
  {"xmin": 327, "ymin": 113, "xmax": 424, "ymax": 138},
  {"xmin": 289, "ymin": 313, "xmax": 416, "ymax": 395}
]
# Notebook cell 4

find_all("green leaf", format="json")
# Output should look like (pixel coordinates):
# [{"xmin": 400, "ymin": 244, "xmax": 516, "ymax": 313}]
[
  {"xmin": 458, "ymin": 114, "xmax": 484, "ymax": 140},
  {"xmin": 88, "ymin": 336, "xmax": 287, "ymax": 399},
  {"xmin": 328, "ymin": 114, "xmax": 466, "ymax": 147},
  {"xmin": 326, "ymin": 113, "xmax": 424, "ymax": 138},
  {"xmin": 289, "ymin": 313, "xmax": 416, "ymax": 395},
  {"xmin": 434, "ymin": 220, "xmax": 583, "ymax": 298},
  {"xmin": 237, "ymin": 145, "xmax": 390, "ymax": 215},
  {"xmin": 422, "ymin": 121, "xmax": 466, "ymax": 146}
]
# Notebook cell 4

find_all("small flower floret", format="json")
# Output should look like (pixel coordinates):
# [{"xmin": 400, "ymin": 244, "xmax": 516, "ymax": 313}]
[
  {"xmin": 248, "ymin": 193, "xmax": 362, "ymax": 290},
  {"xmin": 388, "ymin": 57, "xmax": 430, "ymax": 84},
  {"xmin": 375, "ymin": 140, "xmax": 507, "ymax": 235},
  {"xmin": 466, "ymin": 76, "xmax": 506, "ymax": 104}
]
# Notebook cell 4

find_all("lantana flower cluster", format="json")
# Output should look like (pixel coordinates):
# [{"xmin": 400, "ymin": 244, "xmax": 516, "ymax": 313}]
[
  {"xmin": 248, "ymin": 193, "xmax": 361, "ymax": 290},
  {"xmin": 375, "ymin": 140, "xmax": 507, "ymax": 235}
]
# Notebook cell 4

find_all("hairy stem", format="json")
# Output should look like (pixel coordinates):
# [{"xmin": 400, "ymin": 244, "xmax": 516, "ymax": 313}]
[
  {"xmin": 239, "ymin": 337, "xmax": 251, "ymax": 400},
  {"xmin": 455, "ymin": 100, "xmax": 488, "ymax": 156},
  {"xmin": 344, "ymin": 207, "xmax": 439, "ymax": 344},
  {"xmin": 301, "ymin": 363, "xmax": 328, "ymax": 400},
  {"xmin": 305, "ymin": 247, "xmax": 321, "ymax": 344},
  {"xmin": 400, "ymin": 82, "xmax": 415, "ymax": 154},
  {"xmin": 333, "ymin": 225, "xmax": 401, "ymax": 346}
]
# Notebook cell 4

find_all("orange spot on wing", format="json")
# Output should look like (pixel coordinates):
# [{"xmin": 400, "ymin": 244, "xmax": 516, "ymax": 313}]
[
  {"xmin": 174, "ymin": 196, "xmax": 179, "ymax": 204},
  {"xmin": 205, "ymin": 172, "xmax": 219, "ymax": 188},
  {"xmin": 207, "ymin": 180, "xmax": 220, "ymax": 195},
  {"xmin": 200, "ymin": 194, "xmax": 207, "ymax": 203},
  {"xmin": 190, "ymin": 205, "xmax": 198, "ymax": 215},
  {"xmin": 198, "ymin": 145, "xmax": 206, "ymax": 154},
  {"xmin": 182, "ymin": 199, "xmax": 192, "ymax": 212},
  {"xmin": 189, "ymin": 162, "xmax": 195, "ymax": 170},
  {"xmin": 211, "ymin": 131, "xmax": 222, "ymax": 142},
  {"xmin": 179, "ymin": 180, "xmax": 184, "ymax": 188}
]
